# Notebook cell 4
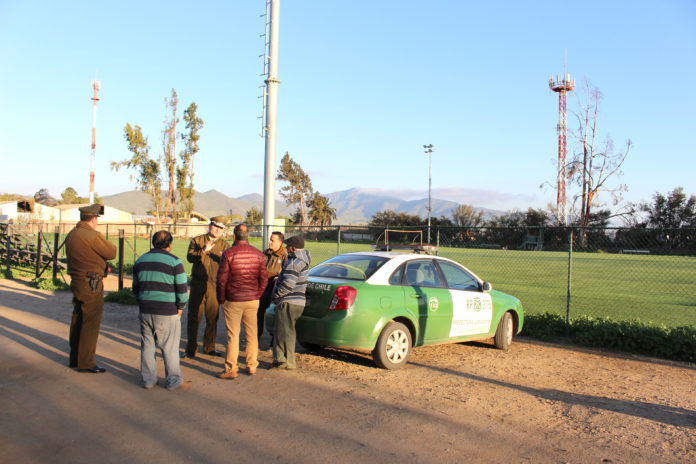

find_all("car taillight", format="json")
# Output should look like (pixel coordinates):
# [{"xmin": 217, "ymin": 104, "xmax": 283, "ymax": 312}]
[{"xmin": 328, "ymin": 286, "xmax": 357, "ymax": 310}]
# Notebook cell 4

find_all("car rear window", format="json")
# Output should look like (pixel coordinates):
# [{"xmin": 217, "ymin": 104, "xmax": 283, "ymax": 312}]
[{"xmin": 309, "ymin": 255, "xmax": 389, "ymax": 281}]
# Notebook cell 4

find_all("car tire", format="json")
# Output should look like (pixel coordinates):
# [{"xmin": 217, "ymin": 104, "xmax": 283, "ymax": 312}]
[
  {"xmin": 298, "ymin": 341, "xmax": 324, "ymax": 352},
  {"xmin": 372, "ymin": 321, "xmax": 412, "ymax": 370},
  {"xmin": 494, "ymin": 312, "xmax": 513, "ymax": 351}
]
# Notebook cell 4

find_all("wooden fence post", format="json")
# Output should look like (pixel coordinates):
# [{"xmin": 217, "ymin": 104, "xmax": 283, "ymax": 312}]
[
  {"xmin": 5, "ymin": 224, "xmax": 12, "ymax": 271},
  {"xmin": 52, "ymin": 227, "xmax": 59, "ymax": 281},
  {"xmin": 118, "ymin": 229, "xmax": 124, "ymax": 291},
  {"xmin": 35, "ymin": 231, "xmax": 42, "ymax": 278}
]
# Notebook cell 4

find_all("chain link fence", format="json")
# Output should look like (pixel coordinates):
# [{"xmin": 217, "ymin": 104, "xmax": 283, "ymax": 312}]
[{"xmin": 3, "ymin": 221, "xmax": 694, "ymax": 329}]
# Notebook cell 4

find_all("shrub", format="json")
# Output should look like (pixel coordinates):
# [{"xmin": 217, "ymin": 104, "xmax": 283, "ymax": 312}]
[
  {"xmin": 104, "ymin": 288, "xmax": 138, "ymax": 305},
  {"xmin": 522, "ymin": 313, "xmax": 567, "ymax": 341},
  {"xmin": 521, "ymin": 312, "xmax": 696, "ymax": 363}
]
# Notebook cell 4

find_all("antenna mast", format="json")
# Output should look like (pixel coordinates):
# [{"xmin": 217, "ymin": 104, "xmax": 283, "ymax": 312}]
[
  {"xmin": 260, "ymin": 0, "xmax": 280, "ymax": 245},
  {"xmin": 548, "ymin": 60, "xmax": 574, "ymax": 225},
  {"xmin": 89, "ymin": 80, "xmax": 101, "ymax": 204}
]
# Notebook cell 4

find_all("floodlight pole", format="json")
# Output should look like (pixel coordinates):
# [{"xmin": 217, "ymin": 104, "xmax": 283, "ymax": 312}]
[
  {"xmin": 423, "ymin": 144, "xmax": 434, "ymax": 244},
  {"xmin": 262, "ymin": 0, "xmax": 280, "ymax": 246}
]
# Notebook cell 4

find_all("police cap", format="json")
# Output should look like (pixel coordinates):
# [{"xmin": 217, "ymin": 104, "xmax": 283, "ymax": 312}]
[
  {"xmin": 210, "ymin": 216, "xmax": 226, "ymax": 229},
  {"xmin": 79, "ymin": 204, "xmax": 104, "ymax": 217}
]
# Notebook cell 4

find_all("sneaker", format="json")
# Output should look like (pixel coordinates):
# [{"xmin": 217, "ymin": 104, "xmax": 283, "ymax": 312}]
[
  {"xmin": 171, "ymin": 381, "xmax": 193, "ymax": 391},
  {"xmin": 218, "ymin": 370, "xmax": 238, "ymax": 379},
  {"xmin": 248, "ymin": 367, "xmax": 257, "ymax": 375},
  {"xmin": 269, "ymin": 361, "xmax": 288, "ymax": 369}
]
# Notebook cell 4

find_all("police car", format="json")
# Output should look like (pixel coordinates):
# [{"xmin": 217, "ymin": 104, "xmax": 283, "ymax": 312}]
[{"xmin": 265, "ymin": 248, "xmax": 524, "ymax": 369}]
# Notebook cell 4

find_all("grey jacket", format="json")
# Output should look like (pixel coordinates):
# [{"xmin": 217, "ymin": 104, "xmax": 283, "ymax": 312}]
[{"xmin": 272, "ymin": 248, "xmax": 311, "ymax": 306}]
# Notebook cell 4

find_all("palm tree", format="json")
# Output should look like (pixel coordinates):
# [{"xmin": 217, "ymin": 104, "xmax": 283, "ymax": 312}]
[{"xmin": 308, "ymin": 192, "xmax": 337, "ymax": 227}]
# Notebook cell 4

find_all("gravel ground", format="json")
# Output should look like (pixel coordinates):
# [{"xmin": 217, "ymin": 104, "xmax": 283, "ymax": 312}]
[{"xmin": 1, "ymin": 276, "xmax": 694, "ymax": 464}]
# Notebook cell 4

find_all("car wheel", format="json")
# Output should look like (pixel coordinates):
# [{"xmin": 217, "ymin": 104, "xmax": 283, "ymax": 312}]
[
  {"xmin": 372, "ymin": 321, "xmax": 412, "ymax": 369},
  {"xmin": 298, "ymin": 341, "xmax": 324, "ymax": 352},
  {"xmin": 494, "ymin": 312, "xmax": 513, "ymax": 351}
]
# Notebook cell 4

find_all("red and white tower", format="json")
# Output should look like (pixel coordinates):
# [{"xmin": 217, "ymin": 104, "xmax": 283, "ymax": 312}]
[
  {"xmin": 89, "ymin": 80, "xmax": 101, "ymax": 204},
  {"xmin": 548, "ymin": 71, "xmax": 574, "ymax": 225}
]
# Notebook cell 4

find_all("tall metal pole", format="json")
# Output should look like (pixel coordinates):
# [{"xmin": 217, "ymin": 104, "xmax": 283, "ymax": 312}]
[
  {"xmin": 262, "ymin": 0, "xmax": 280, "ymax": 247},
  {"xmin": 89, "ymin": 80, "xmax": 101, "ymax": 204},
  {"xmin": 423, "ymin": 144, "xmax": 433, "ymax": 244}
]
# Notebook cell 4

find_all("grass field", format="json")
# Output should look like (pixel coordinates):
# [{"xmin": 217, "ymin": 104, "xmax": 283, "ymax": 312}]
[{"xmin": 106, "ymin": 236, "xmax": 696, "ymax": 329}]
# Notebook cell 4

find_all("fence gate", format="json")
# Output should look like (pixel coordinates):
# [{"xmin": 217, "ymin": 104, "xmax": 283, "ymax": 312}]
[{"xmin": 1, "ymin": 223, "xmax": 68, "ymax": 283}]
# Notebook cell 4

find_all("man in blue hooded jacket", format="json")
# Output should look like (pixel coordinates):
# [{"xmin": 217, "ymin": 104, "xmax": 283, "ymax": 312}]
[{"xmin": 270, "ymin": 235, "xmax": 311, "ymax": 370}]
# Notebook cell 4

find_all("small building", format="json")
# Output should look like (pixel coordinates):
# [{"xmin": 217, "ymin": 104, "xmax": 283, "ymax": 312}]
[
  {"xmin": 53, "ymin": 204, "xmax": 134, "ymax": 223},
  {"xmin": 0, "ymin": 200, "xmax": 60, "ymax": 222}
]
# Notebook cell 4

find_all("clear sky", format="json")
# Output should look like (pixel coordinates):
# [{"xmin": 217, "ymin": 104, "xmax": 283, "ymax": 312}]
[{"xmin": 1, "ymin": 0, "xmax": 694, "ymax": 214}]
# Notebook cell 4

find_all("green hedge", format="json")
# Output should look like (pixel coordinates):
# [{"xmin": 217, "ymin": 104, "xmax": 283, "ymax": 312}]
[{"xmin": 522, "ymin": 313, "xmax": 696, "ymax": 363}]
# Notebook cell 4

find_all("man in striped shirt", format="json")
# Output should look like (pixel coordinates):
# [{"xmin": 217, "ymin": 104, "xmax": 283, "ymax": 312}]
[
  {"xmin": 132, "ymin": 230, "xmax": 192, "ymax": 391},
  {"xmin": 270, "ymin": 235, "xmax": 311, "ymax": 370}
]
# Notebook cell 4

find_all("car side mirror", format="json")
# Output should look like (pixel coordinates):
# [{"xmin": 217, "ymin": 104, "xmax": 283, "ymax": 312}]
[{"xmin": 481, "ymin": 281, "xmax": 492, "ymax": 292}]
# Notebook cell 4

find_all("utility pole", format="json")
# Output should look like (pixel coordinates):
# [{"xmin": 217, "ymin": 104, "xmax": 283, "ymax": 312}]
[
  {"xmin": 261, "ymin": 0, "xmax": 280, "ymax": 246},
  {"xmin": 423, "ymin": 144, "xmax": 434, "ymax": 244},
  {"xmin": 89, "ymin": 80, "xmax": 101, "ymax": 204}
]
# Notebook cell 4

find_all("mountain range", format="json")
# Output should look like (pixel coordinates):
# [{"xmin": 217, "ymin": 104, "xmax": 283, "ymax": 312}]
[{"xmin": 101, "ymin": 188, "xmax": 502, "ymax": 224}]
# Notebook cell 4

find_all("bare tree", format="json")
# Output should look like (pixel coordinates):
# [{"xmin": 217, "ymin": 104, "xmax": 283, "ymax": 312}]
[
  {"xmin": 569, "ymin": 79, "xmax": 631, "ymax": 231},
  {"xmin": 162, "ymin": 89, "xmax": 179, "ymax": 220}
]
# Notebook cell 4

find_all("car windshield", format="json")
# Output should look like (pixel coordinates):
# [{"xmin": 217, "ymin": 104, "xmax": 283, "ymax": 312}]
[{"xmin": 309, "ymin": 255, "xmax": 389, "ymax": 281}]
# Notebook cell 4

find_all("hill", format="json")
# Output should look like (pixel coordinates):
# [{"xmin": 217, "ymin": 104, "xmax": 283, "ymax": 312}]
[{"xmin": 101, "ymin": 188, "xmax": 500, "ymax": 224}]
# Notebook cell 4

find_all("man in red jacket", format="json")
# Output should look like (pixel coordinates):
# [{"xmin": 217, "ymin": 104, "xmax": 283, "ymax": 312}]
[{"xmin": 216, "ymin": 224, "xmax": 268, "ymax": 379}]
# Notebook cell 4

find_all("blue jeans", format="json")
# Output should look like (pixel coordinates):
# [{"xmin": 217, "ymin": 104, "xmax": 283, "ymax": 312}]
[{"xmin": 140, "ymin": 313, "xmax": 183, "ymax": 390}]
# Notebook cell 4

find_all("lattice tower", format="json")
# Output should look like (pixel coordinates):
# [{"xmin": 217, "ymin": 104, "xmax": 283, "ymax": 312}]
[{"xmin": 548, "ymin": 72, "xmax": 574, "ymax": 225}]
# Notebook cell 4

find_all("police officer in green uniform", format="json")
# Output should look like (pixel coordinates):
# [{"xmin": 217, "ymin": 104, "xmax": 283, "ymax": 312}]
[
  {"xmin": 65, "ymin": 204, "xmax": 117, "ymax": 373},
  {"xmin": 183, "ymin": 217, "xmax": 230, "ymax": 358}
]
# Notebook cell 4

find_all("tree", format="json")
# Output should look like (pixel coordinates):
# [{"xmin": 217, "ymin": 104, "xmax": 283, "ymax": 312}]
[
  {"xmin": 246, "ymin": 207, "xmax": 263, "ymax": 225},
  {"xmin": 308, "ymin": 192, "xmax": 337, "ymax": 227},
  {"xmin": 33, "ymin": 188, "xmax": 57, "ymax": 206},
  {"xmin": 162, "ymin": 89, "xmax": 179, "ymax": 220},
  {"xmin": 178, "ymin": 102, "xmax": 203, "ymax": 222},
  {"xmin": 112, "ymin": 123, "xmax": 162, "ymax": 220},
  {"xmin": 641, "ymin": 188, "xmax": 696, "ymax": 229},
  {"xmin": 276, "ymin": 152, "xmax": 313, "ymax": 225},
  {"xmin": 59, "ymin": 187, "xmax": 90, "ymax": 204},
  {"xmin": 452, "ymin": 204, "xmax": 484, "ymax": 227},
  {"xmin": 568, "ymin": 80, "xmax": 631, "ymax": 231},
  {"xmin": 368, "ymin": 210, "xmax": 421, "ymax": 227}
]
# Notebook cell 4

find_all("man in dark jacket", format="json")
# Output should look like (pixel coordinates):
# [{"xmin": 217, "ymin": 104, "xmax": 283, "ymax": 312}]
[
  {"xmin": 271, "ymin": 235, "xmax": 311, "ymax": 370},
  {"xmin": 216, "ymin": 224, "xmax": 268, "ymax": 379},
  {"xmin": 132, "ymin": 230, "xmax": 192, "ymax": 391},
  {"xmin": 257, "ymin": 231, "xmax": 288, "ymax": 348},
  {"xmin": 184, "ymin": 217, "xmax": 230, "ymax": 358},
  {"xmin": 65, "ymin": 204, "xmax": 117, "ymax": 373}
]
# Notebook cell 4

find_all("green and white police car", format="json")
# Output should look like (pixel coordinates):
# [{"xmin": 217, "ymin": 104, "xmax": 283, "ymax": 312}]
[{"xmin": 265, "ymin": 251, "xmax": 524, "ymax": 369}]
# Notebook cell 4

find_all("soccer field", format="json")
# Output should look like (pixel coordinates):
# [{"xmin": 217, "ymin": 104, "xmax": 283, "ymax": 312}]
[{"xmin": 113, "ymin": 236, "xmax": 696, "ymax": 328}]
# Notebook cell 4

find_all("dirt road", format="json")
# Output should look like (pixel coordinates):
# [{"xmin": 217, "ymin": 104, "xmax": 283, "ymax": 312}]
[{"xmin": 1, "ymin": 277, "xmax": 694, "ymax": 463}]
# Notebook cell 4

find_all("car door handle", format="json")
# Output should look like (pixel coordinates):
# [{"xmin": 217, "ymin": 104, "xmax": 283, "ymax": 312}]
[{"xmin": 409, "ymin": 294, "xmax": 422, "ymax": 299}]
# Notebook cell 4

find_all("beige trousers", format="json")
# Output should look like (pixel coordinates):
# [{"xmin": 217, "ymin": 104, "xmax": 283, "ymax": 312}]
[{"xmin": 221, "ymin": 300, "xmax": 259, "ymax": 372}]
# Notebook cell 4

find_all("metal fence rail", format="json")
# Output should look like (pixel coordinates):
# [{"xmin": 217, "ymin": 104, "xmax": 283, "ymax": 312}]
[{"xmin": 2, "ymin": 222, "xmax": 694, "ymax": 329}]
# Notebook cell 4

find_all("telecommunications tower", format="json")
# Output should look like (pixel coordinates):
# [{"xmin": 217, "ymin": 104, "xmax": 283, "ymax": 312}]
[
  {"xmin": 89, "ymin": 80, "xmax": 101, "ymax": 204},
  {"xmin": 548, "ymin": 68, "xmax": 574, "ymax": 225}
]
